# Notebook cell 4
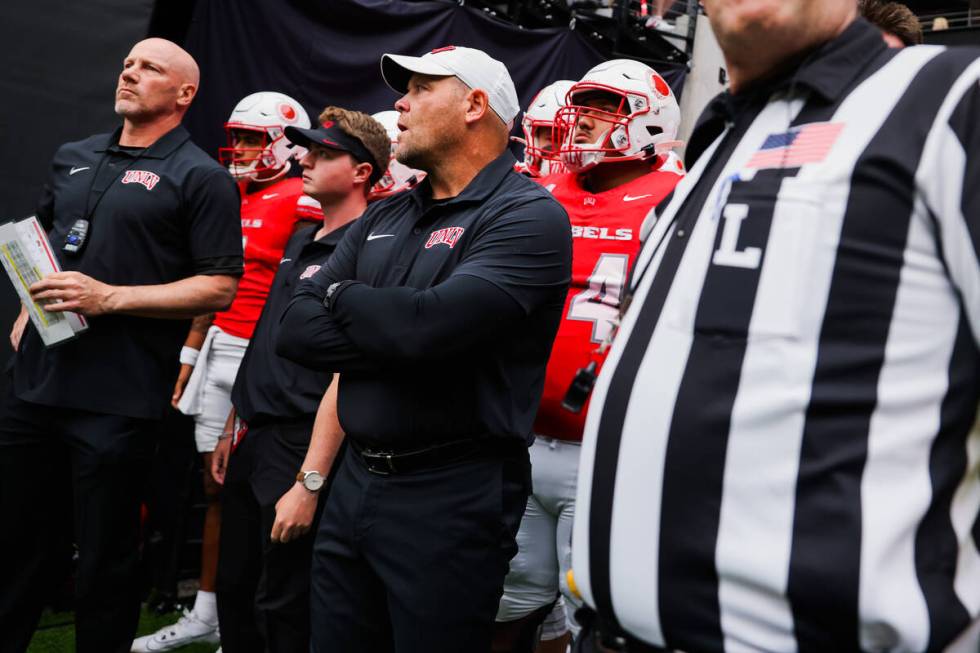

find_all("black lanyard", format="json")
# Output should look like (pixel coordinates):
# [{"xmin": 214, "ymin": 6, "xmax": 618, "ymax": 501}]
[{"xmin": 64, "ymin": 145, "xmax": 146, "ymax": 256}]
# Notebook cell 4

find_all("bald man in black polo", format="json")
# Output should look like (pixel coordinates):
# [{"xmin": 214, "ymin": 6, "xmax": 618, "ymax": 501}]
[{"xmin": 0, "ymin": 39, "xmax": 242, "ymax": 653}]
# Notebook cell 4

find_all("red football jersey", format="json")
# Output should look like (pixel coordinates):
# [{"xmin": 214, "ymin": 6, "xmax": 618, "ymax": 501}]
[
  {"xmin": 214, "ymin": 177, "xmax": 321, "ymax": 339},
  {"xmin": 533, "ymin": 160, "xmax": 683, "ymax": 442}
]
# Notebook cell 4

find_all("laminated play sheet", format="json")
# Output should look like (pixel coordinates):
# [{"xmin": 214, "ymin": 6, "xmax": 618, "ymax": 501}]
[{"xmin": 0, "ymin": 216, "xmax": 88, "ymax": 346}]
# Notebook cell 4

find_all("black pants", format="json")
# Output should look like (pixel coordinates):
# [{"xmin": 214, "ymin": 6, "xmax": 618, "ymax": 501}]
[
  {"xmin": 216, "ymin": 418, "xmax": 324, "ymax": 653},
  {"xmin": 310, "ymin": 442, "xmax": 531, "ymax": 653},
  {"xmin": 0, "ymin": 388, "xmax": 154, "ymax": 653}
]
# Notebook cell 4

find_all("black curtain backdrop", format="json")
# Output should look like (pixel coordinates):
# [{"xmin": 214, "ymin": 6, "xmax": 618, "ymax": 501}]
[
  {"xmin": 0, "ymin": 0, "xmax": 154, "ymax": 224},
  {"xmin": 182, "ymin": 0, "xmax": 687, "ymax": 158}
]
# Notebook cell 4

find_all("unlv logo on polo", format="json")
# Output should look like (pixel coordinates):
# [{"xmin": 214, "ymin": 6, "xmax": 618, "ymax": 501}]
[
  {"xmin": 299, "ymin": 264, "xmax": 321, "ymax": 280},
  {"xmin": 121, "ymin": 170, "xmax": 161, "ymax": 191},
  {"xmin": 425, "ymin": 226, "xmax": 465, "ymax": 249}
]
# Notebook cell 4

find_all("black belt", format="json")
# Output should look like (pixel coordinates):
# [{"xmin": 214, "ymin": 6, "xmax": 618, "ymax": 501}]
[{"xmin": 349, "ymin": 437, "xmax": 518, "ymax": 475}]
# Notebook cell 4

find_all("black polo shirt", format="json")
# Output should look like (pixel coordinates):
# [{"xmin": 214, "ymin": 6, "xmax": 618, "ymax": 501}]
[
  {"xmin": 277, "ymin": 151, "xmax": 571, "ymax": 447},
  {"xmin": 231, "ymin": 223, "xmax": 348, "ymax": 424},
  {"xmin": 12, "ymin": 125, "xmax": 243, "ymax": 420}
]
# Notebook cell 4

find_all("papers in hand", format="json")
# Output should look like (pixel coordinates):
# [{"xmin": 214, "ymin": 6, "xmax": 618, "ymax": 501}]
[{"xmin": 0, "ymin": 216, "xmax": 88, "ymax": 347}]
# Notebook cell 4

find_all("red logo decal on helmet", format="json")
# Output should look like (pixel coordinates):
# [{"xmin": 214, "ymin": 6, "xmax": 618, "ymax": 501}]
[
  {"xmin": 652, "ymin": 74, "xmax": 670, "ymax": 98},
  {"xmin": 429, "ymin": 46, "xmax": 456, "ymax": 54},
  {"xmin": 321, "ymin": 120, "xmax": 335, "ymax": 129},
  {"xmin": 279, "ymin": 103, "xmax": 297, "ymax": 122}
]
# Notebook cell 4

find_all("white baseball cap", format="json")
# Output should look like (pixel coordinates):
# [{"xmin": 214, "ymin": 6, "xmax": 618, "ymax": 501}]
[{"xmin": 381, "ymin": 46, "xmax": 520, "ymax": 127}]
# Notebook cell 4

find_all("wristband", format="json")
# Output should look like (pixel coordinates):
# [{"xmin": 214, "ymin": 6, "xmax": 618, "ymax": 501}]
[{"xmin": 180, "ymin": 346, "xmax": 200, "ymax": 366}]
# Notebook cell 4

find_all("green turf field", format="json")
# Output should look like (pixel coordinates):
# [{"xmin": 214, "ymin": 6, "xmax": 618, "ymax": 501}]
[{"xmin": 28, "ymin": 608, "xmax": 219, "ymax": 652}]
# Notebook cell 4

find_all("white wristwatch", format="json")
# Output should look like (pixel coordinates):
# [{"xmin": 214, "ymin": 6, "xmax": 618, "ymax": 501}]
[{"xmin": 296, "ymin": 470, "xmax": 325, "ymax": 492}]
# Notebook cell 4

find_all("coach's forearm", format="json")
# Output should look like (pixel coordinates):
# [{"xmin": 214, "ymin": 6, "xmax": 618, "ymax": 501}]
[
  {"xmin": 110, "ymin": 274, "xmax": 239, "ymax": 318},
  {"xmin": 299, "ymin": 374, "xmax": 345, "ymax": 478}
]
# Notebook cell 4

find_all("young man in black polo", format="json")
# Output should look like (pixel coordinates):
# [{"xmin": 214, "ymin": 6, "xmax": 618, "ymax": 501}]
[
  {"xmin": 209, "ymin": 106, "xmax": 389, "ymax": 653},
  {"xmin": 0, "ymin": 38, "xmax": 242, "ymax": 653},
  {"xmin": 276, "ymin": 46, "xmax": 572, "ymax": 653}
]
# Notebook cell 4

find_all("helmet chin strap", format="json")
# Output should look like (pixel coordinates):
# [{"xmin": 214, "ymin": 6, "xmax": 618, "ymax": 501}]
[
  {"xmin": 254, "ymin": 163, "xmax": 290, "ymax": 183},
  {"xmin": 563, "ymin": 126, "xmax": 614, "ymax": 172},
  {"xmin": 228, "ymin": 159, "xmax": 260, "ymax": 180},
  {"xmin": 567, "ymin": 129, "xmax": 677, "ymax": 174},
  {"xmin": 229, "ymin": 159, "xmax": 290, "ymax": 183}
]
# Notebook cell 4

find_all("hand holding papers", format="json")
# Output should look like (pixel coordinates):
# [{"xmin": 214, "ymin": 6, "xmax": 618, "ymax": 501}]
[{"xmin": 0, "ymin": 216, "xmax": 88, "ymax": 346}]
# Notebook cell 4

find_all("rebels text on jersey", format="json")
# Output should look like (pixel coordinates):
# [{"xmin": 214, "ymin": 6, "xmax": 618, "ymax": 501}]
[
  {"xmin": 534, "ymin": 159, "xmax": 683, "ymax": 442},
  {"xmin": 213, "ymin": 176, "xmax": 320, "ymax": 339}
]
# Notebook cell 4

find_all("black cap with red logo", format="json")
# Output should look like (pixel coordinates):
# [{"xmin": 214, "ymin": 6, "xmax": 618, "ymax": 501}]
[{"xmin": 284, "ymin": 120, "xmax": 383, "ymax": 184}]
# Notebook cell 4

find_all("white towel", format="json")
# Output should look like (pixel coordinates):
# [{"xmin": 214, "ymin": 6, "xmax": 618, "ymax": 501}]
[{"xmin": 176, "ymin": 324, "xmax": 220, "ymax": 416}]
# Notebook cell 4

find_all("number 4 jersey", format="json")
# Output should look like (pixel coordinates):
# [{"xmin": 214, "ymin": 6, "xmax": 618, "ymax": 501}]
[{"xmin": 534, "ymin": 155, "xmax": 684, "ymax": 442}]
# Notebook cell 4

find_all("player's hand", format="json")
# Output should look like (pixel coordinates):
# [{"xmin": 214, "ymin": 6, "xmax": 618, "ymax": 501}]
[
  {"xmin": 29, "ymin": 271, "xmax": 116, "ymax": 316},
  {"xmin": 271, "ymin": 483, "xmax": 318, "ymax": 544},
  {"xmin": 171, "ymin": 364, "xmax": 194, "ymax": 408},
  {"xmin": 211, "ymin": 436, "xmax": 232, "ymax": 486},
  {"xmin": 9, "ymin": 305, "xmax": 28, "ymax": 351}
]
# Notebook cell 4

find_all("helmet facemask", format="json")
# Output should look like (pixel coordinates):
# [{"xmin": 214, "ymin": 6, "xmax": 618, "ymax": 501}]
[
  {"xmin": 521, "ymin": 117, "xmax": 568, "ymax": 177},
  {"xmin": 219, "ymin": 125, "xmax": 295, "ymax": 182},
  {"xmin": 556, "ymin": 86, "xmax": 658, "ymax": 173},
  {"xmin": 370, "ymin": 154, "xmax": 422, "ymax": 199},
  {"xmin": 369, "ymin": 110, "xmax": 425, "ymax": 200}
]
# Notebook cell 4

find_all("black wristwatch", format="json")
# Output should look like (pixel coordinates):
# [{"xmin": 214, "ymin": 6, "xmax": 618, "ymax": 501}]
[{"xmin": 323, "ymin": 280, "xmax": 355, "ymax": 312}]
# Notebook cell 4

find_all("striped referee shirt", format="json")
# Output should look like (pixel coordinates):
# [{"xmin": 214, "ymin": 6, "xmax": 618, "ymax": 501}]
[{"xmin": 572, "ymin": 19, "xmax": 980, "ymax": 653}]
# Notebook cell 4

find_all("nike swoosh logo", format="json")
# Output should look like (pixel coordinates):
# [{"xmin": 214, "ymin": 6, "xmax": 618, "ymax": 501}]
[
  {"xmin": 280, "ymin": 258, "xmax": 292, "ymax": 263},
  {"xmin": 69, "ymin": 166, "xmax": 90, "ymax": 176},
  {"xmin": 623, "ymin": 193, "xmax": 654, "ymax": 202},
  {"xmin": 262, "ymin": 193, "xmax": 279, "ymax": 199},
  {"xmin": 366, "ymin": 233, "xmax": 395, "ymax": 241}
]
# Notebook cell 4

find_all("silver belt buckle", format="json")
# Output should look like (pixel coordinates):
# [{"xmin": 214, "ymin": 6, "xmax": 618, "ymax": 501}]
[{"xmin": 363, "ymin": 449, "xmax": 395, "ymax": 475}]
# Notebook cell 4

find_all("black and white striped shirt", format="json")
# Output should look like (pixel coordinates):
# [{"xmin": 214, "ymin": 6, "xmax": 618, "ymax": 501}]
[{"xmin": 573, "ymin": 19, "xmax": 980, "ymax": 653}]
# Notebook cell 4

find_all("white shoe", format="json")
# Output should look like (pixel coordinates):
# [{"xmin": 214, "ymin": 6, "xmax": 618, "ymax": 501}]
[
  {"xmin": 645, "ymin": 15, "xmax": 677, "ymax": 31},
  {"xmin": 131, "ymin": 609, "xmax": 220, "ymax": 651}
]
